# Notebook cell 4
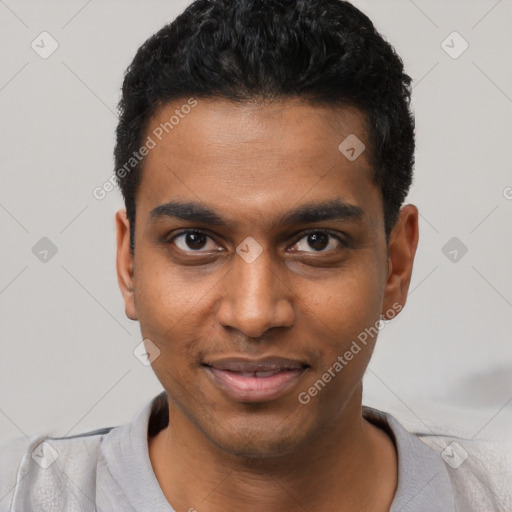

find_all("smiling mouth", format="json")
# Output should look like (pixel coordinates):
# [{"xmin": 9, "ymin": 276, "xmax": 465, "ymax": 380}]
[{"xmin": 202, "ymin": 357, "xmax": 310, "ymax": 403}]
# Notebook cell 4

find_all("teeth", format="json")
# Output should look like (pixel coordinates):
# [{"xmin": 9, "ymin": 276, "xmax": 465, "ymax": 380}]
[
  {"xmin": 232, "ymin": 370, "xmax": 283, "ymax": 377},
  {"xmin": 254, "ymin": 370, "xmax": 281, "ymax": 377}
]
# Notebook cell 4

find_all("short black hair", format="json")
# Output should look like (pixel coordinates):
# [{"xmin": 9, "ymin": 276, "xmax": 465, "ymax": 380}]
[{"xmin": 114, "ymin": 0, "xmax": 415, "ymax": 254}]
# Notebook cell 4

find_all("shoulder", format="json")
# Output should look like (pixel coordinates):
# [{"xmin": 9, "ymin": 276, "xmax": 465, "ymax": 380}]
[
  {"xmin": 0, "ymin": 434, "xmax": 35, "ymax": 512},
  {"xmin": 363, "ymin": 404, "xmax": 512, "ymax": 512},
  {"xmin": 417, "ymin": 433, "xmax": 512, "ymax": 512},
  {"xmin": 0, "ymin": 427, "xmax": 114, "ymax": 512}
]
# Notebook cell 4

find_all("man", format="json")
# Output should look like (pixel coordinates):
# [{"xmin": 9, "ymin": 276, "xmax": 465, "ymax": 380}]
[{"xmin": 1, "ymin": 0, "xmax": 510, "ymax": 511}]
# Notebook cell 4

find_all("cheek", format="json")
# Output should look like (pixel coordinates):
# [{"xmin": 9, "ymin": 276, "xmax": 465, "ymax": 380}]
[
  {"xmin": 134, "ymin": 248, "xmax": 210, "ymax": 331},
  {"xmin": 133, "ymin": 273, "xmax": 202, "ymax": 383},
  {"xmin": 297, "ymin": 257, "xmax": 385, "ymax": 380},
  {"xmin": 308, "ymin": 260, "xmax": 384, "ymax": 331}
]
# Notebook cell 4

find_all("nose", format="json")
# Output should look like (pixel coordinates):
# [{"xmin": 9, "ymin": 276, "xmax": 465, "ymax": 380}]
[{"xmin": 216, "ymin": 247, "xmax": 295, "ymax": 338}]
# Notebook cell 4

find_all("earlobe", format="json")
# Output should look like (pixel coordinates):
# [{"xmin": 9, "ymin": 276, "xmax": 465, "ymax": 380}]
[
  {"xmin": 115, "ymin": 209, "xmax": 138, "ymax": 321},
  {"xmin": 381, "ymin": 204, "xmax": 419, "ymax": 318}
]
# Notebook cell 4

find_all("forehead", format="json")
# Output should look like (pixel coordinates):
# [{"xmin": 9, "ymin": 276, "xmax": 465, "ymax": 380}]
[{"xmin": 135, "ymin": 98, "xmax": 381, "ymax": 230}]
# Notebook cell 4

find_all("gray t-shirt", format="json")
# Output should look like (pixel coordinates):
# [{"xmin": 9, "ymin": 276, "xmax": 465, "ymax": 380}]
[{"xmin": 1, "ymin": 392, "xmax": 510, "ymax": 511}]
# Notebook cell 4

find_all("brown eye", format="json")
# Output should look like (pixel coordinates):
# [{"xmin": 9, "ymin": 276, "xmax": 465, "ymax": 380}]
[
  {"xmin": 290, "ymin": 231, "xmax": 345, "ymax": 253},
  {"xmin": 306, "ymin": 233, "xmax": 329, "ymax": 251},
  {"xmin": 172, "ymin": 231, "xmax": 219, "ymax": 252}
]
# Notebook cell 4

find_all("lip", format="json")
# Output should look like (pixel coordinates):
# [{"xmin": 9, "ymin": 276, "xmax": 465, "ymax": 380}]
[{"xmin": 203, "ymin": 357, "xmax": 309, "ymax": 403}]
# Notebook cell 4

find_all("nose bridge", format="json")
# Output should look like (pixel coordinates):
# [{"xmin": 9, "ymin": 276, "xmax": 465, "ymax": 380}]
[{"xmin": 216, "ymin": 247, "xmax": 294, "ymax": 337}]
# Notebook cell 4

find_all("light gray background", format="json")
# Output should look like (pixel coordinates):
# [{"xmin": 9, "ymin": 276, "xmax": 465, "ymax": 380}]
[{"xmin": 1, "ymin": 0, "xmax": 511, "ymax": 445}]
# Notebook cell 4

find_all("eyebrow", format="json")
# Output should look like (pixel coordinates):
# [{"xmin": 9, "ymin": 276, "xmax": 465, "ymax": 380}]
[{"xmin": 148, "ymin": 199, "xmax": 364, "ymax": 227}]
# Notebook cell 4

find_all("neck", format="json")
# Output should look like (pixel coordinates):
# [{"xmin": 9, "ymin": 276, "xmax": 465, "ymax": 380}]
[{"xmin": 148, "ymin": 386, "xmax": 397, "ymax": 512}]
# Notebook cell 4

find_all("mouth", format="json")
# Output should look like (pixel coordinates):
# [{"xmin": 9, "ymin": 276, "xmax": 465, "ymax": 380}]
[{"xmin": 202, "ymin": 357, "xmax": 310, "ymax": 403}]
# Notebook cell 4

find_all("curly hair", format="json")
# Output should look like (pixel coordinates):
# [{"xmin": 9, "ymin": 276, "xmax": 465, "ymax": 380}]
[{"xmin": 114, "ymin": 0, "xmax": 415, "ymax": 254}]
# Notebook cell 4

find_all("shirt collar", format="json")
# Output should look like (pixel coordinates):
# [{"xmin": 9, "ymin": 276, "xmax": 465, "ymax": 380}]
[
  {"xmin": 102, "ymin": 393, "xmax": 456, "ymax": 512},
  {"xmin": 101, "ymin": 393, "xmax": 173, "ymax": 511},
  {"xmin": 363, "ymin": 405, "xmax": 456, "ymax": 512}
]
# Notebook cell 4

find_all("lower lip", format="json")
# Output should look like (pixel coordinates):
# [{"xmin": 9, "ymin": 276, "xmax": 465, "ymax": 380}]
[{"xmin": 205, "ymin": 367, "xmax": 307, "ymax": 403}]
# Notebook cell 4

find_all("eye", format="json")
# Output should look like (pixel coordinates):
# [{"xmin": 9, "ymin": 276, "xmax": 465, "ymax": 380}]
[
  {"xmin": 290, "ymin": 231, "xmax": 345, "ymax": 253},
  {"xmin": 171, "ymin": 230, "xmax": 221, "ymax": 252}
]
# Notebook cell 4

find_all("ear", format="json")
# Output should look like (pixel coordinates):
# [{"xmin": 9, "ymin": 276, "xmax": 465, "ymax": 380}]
[
  {"xmin": 115, "ymin": 209, "xmax": 138, "ymax": 321},
  {"xmin": 381, "ymin": 204, "xmax": 419, "ymax": 318}
]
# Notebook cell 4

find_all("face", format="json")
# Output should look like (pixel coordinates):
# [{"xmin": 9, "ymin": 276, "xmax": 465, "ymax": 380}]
[{"xmin": 116, "ymin": 98, "xmax": 418, "ymax": 458}]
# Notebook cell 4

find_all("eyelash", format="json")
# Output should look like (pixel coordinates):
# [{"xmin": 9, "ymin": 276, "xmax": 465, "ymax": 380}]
[{"xmin": 167, "ymin": 229, "xmax": 348, "ymax": 253}]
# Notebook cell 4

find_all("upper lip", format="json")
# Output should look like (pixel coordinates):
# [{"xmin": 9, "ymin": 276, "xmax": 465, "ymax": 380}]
[{"xmin": 204, "ymin": 356, "xmax": 308, "ymax": 372}]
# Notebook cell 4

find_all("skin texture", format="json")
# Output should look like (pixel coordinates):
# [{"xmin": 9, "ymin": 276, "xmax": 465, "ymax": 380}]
[{"xmin": 116, "ymin": 98, "xmax": 419, "ymax": 512}]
